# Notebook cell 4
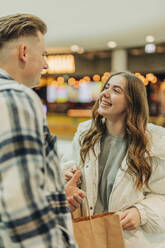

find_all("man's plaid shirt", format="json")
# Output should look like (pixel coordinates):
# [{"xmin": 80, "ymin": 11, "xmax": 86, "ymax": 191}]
[{"xmin": 0, "ymin": 69, "xmax": 76, "ymax": 248}]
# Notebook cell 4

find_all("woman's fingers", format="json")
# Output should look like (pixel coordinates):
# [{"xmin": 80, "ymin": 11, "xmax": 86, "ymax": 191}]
[{"xmin": 119, "ymin": 207, "xmax": 141, "ymax": 230}]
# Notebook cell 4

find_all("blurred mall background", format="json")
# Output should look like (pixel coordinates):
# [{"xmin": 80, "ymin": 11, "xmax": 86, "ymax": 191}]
[{"xmin": 1, "ymin": 0, "xmax": 165, "ymax": 155}]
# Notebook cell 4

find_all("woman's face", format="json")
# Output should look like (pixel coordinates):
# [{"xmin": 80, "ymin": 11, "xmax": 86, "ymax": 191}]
[{"xmin": 98, "ymin": 75, "xmax": 128, "ymax": 119}]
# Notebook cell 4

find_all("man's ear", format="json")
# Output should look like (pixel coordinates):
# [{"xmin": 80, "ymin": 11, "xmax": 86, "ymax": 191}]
[{"xmin": 18, "ymin": 44, "xmax": 27, "ymax": 63}]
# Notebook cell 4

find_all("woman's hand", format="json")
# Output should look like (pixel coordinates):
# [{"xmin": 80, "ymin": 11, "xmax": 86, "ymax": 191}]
[{"xmin": 119, "ymin": 207, "xmax": 141, "ymax": 231}]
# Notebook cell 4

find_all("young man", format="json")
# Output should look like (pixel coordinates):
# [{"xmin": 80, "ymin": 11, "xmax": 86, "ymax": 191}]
[{"xmin": 0, "ymin": 13, "xmax": 84, "ymax": 247}]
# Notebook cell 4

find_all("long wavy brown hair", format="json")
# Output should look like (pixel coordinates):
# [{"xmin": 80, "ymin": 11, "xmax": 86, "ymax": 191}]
[{"xmin": 80, "ymin": 72, "xmax": 152, "ymax": 189}]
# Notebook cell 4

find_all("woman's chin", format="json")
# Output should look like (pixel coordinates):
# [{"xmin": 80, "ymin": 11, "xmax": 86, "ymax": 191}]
[{"xmin": 98, "ymin": 109, "xmax": 108, "ymax": 118}]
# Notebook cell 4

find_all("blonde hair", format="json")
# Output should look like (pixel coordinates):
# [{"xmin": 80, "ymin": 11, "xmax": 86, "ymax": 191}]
[
  {"xmin": 0, "ymin": 13, "xmax": 47, "ymax": 48},
  {"xmin": 80, "ymin": 72, "xmax": 152, "ymax": 189}
]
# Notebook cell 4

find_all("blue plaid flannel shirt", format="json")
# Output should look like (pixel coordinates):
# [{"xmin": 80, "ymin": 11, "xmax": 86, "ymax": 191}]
[{"xmin": 0, "ymin": 69, "xmax": 76, "ymax": 248}]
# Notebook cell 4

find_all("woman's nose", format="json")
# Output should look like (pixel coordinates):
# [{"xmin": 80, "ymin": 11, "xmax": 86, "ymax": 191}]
[{"xmin": 103, "ymin": 89, "xmax": 110, "ymax": 97}]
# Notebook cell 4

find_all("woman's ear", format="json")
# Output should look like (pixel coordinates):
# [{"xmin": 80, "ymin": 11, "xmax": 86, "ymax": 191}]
[{"xmin": 18, "ymin": 44, "xmax": 27, "ymax": 63}]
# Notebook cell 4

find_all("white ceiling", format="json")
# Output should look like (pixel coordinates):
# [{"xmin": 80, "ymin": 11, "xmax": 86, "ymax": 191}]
[{"xmin": 1, "ymin": 0, "xmax": 164, "ymax": 51}]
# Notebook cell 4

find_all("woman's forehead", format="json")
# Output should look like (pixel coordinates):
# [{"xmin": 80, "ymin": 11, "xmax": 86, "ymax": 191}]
[{"xmin": 106, "ymin": 75, "xmax": 126, "ymax": 88}]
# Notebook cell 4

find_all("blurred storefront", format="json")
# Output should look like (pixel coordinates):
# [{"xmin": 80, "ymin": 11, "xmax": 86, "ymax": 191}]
[{"xmin": 34, "ymin": 44, "xmax": 165, "ymax": 140}]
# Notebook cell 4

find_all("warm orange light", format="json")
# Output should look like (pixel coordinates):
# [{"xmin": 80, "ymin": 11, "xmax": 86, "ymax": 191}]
[
  {"xmin": 152, "ymin": 76, "xmax": 157, "ymax": 84},
  {"xmin": 57, "ymin": 76, "xmax": 64, "ymax": 83},
  {"xmin": 93, "ymin": 74, "xmax": 101, "ymax": 82},
  {"xmin": 146, "ymin": 73, "xmax": 157, "ymax": 83},
  {"xmin": 144, "ymin": 79, "xmax": 149, "ymax": 86},
  {"xmin": 40, "ymin": 78, "xmax": 47, "ymax": 87},
  {"xmin": 103, "ymin": 72, "xmax": 110, "ymax": 78},
  {"xmin": 68, "ymin": 77, "xmax": 76, "ymax": 86},
  {"xmin": 74, "ymin": 80, "xmax": 79, "ymax": 88},
  {"xmin": 101, "ymin": 75, "xmax": 109, "ymax": 83},
  {"xmin": 83, "ymin": 76, "xmax": 91, "ymax": 82},
  {"xmin": 47, "ymin": 77, "xmax": 54, "ymax": 86},
  {"xmin": 135, "ymin": 73, "xmax": 145, "ymax": 83},
  {"xmin": 67, "ymin": 109, "xmax": 92, "ymax": 117},
  {"xmin": 36, "ymin": 78, "xmax": 47, "ymax": 90}
]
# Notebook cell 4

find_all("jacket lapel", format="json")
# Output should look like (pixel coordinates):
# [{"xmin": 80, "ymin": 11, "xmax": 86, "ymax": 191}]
[{"xmin": 111, "ymin": 153, "xmax": 128, "ymax": 191}]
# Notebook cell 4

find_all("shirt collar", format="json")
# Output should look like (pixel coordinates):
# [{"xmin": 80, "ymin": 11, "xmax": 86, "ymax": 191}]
[{"xmin": 0, "ymin": 68, "xmax": 14, "ymax": 81}]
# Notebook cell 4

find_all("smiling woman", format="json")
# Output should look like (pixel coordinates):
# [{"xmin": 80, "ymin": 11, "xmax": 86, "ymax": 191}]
[
  {"xmin": 98, "ymin": 75, "xmax": 128, "ymax": 124},
  {"xmin": 62, "ymin": 71, "xmax": 165, "ymax": 248}
]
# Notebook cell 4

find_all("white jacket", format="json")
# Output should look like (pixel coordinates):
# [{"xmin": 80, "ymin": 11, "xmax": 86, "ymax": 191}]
[{"xmin": 61, "ymin": 120, "xmax": 165, "ymax": 248}]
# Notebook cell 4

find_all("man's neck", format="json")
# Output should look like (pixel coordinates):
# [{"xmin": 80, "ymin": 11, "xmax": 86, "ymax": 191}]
[{"xmin": 0, "ymin": 64, "xmax": 24, "ymax": 85}]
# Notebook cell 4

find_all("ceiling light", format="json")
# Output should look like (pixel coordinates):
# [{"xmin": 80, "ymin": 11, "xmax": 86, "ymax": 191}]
[
  {"xmin": 145, "ymin": 35, "xmax": 155, "ymax": 43},
  {"xmin": 77, "ymin": 47, "xmax": 84, "ymax": 54},
  {"xmin": 107, "ymin": 41, "xmax": 117, "ymax": 49},
  {"xmin": 46, "ymin": 55, "xmax": 75, "ymax": 74},
  {"xmin": 130, "ymin": 49, "xmax": 143, "ymax": 56},
  {"xmin": 70, "ymin": 44, "xmax": 80, "ymax": 52},
  {"xmin": 145, "ymin": 43, "xmax": 156, "ymax": 53}
]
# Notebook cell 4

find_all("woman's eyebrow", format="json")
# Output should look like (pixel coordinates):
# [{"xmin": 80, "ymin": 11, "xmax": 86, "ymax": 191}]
[{"xmin": 104, "ymin": 83, "xmax": 125, "ymax": 91}]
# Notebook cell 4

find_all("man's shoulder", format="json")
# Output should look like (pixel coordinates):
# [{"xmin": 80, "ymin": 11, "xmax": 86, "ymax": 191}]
[{"xmin": 0, "ymin": 77, "xmax": 40, "ymax": 104}]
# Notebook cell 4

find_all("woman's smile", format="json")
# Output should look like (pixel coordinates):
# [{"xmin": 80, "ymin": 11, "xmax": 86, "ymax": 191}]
[{"xmin": 100, "ymin": 97, "xmax": 112, "ymax": 108}]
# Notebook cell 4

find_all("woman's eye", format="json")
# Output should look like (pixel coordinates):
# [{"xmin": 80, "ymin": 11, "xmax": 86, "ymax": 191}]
[
  {"xmin": 104, "ymin": 84, "xmax": 110, "ymax": 90},
  {"xmin": 114, "ymin": 88, "xmax": 121, "ymax": 93}
]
